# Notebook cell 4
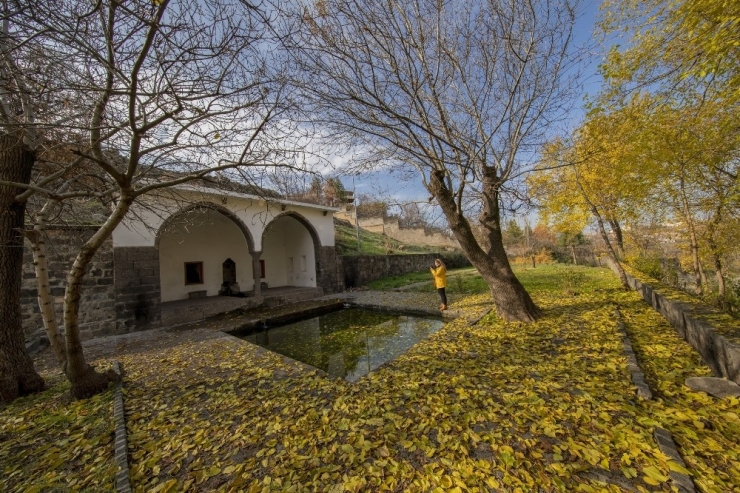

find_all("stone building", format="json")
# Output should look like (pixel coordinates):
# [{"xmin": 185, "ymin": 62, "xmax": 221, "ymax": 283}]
[{"xmin": 22, "ymin": 182, "xmax": 341, "ymax": 344}]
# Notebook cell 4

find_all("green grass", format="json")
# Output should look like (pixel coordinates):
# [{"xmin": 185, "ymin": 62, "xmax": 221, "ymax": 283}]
[
  {"xmin": 334, "ymin": 220, "xmax": 435, "ymax": 256},
  {"xmin": 385, "ymin": 263, "xmax": 610, "ymax": 296},
  {"xmin": 367, "ymin": 267, "xmax": 475, "ymax": 290}
]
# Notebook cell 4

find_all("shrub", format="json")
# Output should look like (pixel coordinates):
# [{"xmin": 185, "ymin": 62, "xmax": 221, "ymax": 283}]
[
  {"xmin": 560, "ymin": 269, "xmax": 586, "ymax": 296},
  {"xmin": 628, "ymin": 253, "xmax": 663, "ymax": 280}
]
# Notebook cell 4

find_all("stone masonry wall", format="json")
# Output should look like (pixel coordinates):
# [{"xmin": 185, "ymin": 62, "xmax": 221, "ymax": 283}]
[
  {"xmin": 383, "ymin": 218, "xmax": 458, "ymax": 249},
  {"xmin": 316, "ymin": 245, "xmax": 342, "ymax": 294},
  {"xmin": 335, "ymin": 211, "xmax": 459, "ymax": 249},
  {"xmin": 22, "ymin": 226, "xmax": 117, "ymax": 344},
  {"xmin": 606, "ymin": 259, "xmax": 740, "ymax": 385},
  {"xmin": 341, "ymin": 254, "xmax": 439, "ymax": 288},
  {"xmin": 114, "ymin": 246, "xmax": 161, "ymax": 333}
]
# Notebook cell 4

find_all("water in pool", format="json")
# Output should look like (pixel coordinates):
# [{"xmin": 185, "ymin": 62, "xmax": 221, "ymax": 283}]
[{"xmin": 237, "ymin": 308, "xmax": 445, "ymax": 382}]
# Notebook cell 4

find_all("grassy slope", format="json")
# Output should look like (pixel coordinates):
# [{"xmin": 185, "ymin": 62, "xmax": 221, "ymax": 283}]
[{"xmin": 334, "ymin": 219, "xmax": 436, "ymax": 256}]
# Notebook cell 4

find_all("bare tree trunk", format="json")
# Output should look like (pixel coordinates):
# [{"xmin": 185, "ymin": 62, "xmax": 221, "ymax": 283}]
[
  {"xmin": 0, "ymin": 133, "xmax": 45, "ymax": 402},
  {"xmin": 679, "ymin": 177, "xmax": 702, "ymax": 295},
  {"xmin": 699, "ymin": 266, "xmax": 709, "ymax": 294},
  {"xmin": 607, "ymin": 218, "xmax": 625, "ymax": 258},
  {"xmin": 713, "ymin": 253, "xmax": 726, "ymax": 297},
  {"xmin": 25, "ymin": 202, "xmax": 67, "ymax": 369},
  {"xmin": 430, "ymin": 169, "xmax": 540, "ymax": 322},
  {"xmin": 576, "ymin": 178, "xmax": 629, "ymax": 289},
  {"xmin": 590, "ymin": 207, "xmax": 629, "ymax": 289},
  {"xmin": 62, "ymin": 193, "xmax": 131, "ymax": 399},
  {"xmin": 706, "ymin": 207, "xmax": 725, "ymax": 298},
  {"xmin": 570, "ymin": 245, "xmax": 578, "ymax": 265}
]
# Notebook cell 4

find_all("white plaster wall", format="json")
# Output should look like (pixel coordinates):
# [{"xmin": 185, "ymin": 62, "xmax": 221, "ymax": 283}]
[
  {"xmin": 158, "ymin": 212, "xmax": 253, "ymax": 302},
  {"xmin": 113, "ymin": 202, "xmax": 169, "ymax": 247},
  {"xmin": 112, "ymin": 187, "xmax": 336, "ymax": 252},
  {"xmin": 261, "ymin": 220, "xmax": 288, "ymax": 288},
  {"xmin": 262, "ymin": 216, "xmax": 316, "ymax": 288},
  {"xmin": 227, "ymin": 199, "xmax": 334, "ymax": 250},
  {"xmin": 284, "ymin": 218, "xmax": 316, "ymax": 287}
]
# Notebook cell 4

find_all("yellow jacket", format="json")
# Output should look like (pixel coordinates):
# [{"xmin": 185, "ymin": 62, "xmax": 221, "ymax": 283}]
[{"xmin": 430, "ymin": 266, "xmax": 447, "ymax": 289}]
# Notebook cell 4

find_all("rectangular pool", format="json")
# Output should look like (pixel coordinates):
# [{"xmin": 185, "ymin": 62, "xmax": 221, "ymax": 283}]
[{"xmin": 234, "ymin": 308, "xmax": 445, "ymax": 382}]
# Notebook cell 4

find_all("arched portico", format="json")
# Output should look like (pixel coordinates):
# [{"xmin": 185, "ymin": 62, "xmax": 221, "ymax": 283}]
[
  {"xmin": 259, "ymin": 212, "xmax": 321, "ymax": 289},
  {"xmin": 156, "ymin": 202, "xmax": 255, "ymax": 251},
  {"xmin": 157, "ymin": 204, "xmax": 255, "ymax": 302},
  {"xmin": 109, "ymin": 190, "xmax": 339, "ymax": 331}
]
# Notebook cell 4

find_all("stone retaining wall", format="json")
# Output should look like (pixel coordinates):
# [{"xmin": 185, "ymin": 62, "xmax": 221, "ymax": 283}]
[
  {"xmin": 606, "ymin": 259, "xmax": 740, "ymax": 385},
  {"xmin": 22, "ymin": 226, "xmax": 117, "ymax": 343},
  {"xmin": 316, "ymin": 245, "xmax": 342, "ymax": 293},
  {"xmin": 113, "ymin": 246, "xmax": 162, "ymax": 333},
  {"xmin": 341, "ymin": 254, "xmax": 439, "ymax": 288}
]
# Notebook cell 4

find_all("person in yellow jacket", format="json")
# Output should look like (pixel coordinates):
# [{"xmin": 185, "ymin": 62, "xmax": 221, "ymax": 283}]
[{"xmin": 430, "ymin": 258, "xmax": 448, "ymax": 311}]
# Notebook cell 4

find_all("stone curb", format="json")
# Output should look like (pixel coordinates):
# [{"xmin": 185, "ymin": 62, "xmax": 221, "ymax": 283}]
[
  {"xmin": 604, "ymin": 259, "xmax": 740, "ymax": 385},
  {"xmin": 653, "ymin": 427, "xmax": 697, "ymax": 493},
  {"xmin": 348, "ymin": 301, "xmax": 456, "ymax": 320},
  {"xmin": 614, "ymin": 308, "xmax": 697, "ymax": 492},
  {"xmin": 614, "ymin": 308, "xmax": 653, "ymax": 400},
  {"xmin": 112, "ymin": 361, "xmax": 132, "ymax": 493}
]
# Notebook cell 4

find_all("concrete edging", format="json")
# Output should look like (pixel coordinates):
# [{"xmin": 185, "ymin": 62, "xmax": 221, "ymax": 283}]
[
  {"xmin": 653, "ymin": 428, "xmax": 697, "ymax": 493},
  {"xmin": 614, "ymin": 308, "xmax": 653, "ymax": 400},
  {"xmin": 112, "ymin": 361, "xmax": 132, "ymax": 493},
  {"xmin": 606, "ymin": 260, "xmax": 740, "ymax": 385},
  {"xmin": 613, "ymin": 308, "xmax": 696, "ymax": 492}
]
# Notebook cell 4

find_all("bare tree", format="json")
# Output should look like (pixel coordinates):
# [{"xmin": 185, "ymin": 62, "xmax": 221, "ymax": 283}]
[
  {"xmin": 289, "ymin": 0, "xmax": 581, "ymax": 321},
  {"xmin": 0, "ymin": 0, "xmax": 54, "ymax": 401},
  {"xmin": 397, "ymin": 202, "xmax": 426, "ymax": 229},
  {"xmin": 0, "ymin": 0, "xmax": 301, "ymax": 401}
]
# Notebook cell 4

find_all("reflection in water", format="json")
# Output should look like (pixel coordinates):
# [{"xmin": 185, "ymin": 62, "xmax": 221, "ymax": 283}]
[{"xmin": 237, "ymin": 309, "xmax": 445, "ymax": 381}]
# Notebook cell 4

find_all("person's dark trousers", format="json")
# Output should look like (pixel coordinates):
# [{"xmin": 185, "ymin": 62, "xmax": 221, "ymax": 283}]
[{"xmin": 437, "ymin": 287, "xmax": 447, "ymax": 306}]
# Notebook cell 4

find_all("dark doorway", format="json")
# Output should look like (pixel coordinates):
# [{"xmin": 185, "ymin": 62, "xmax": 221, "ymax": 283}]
[{"xmin": 223, "ymin": 258, "xmax": 236, "ymax": 284}]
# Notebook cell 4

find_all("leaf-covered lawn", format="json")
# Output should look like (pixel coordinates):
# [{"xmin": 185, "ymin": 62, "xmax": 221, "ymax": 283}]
[
  {"xmin": 120, "ymin": 266, "xmax": 738, "ymax": 492},
  {"xmin": 3, "ymin": 264, "xmax": 739, "ymax": 492},
  {"xmin": 0, "ymin": 374, "xmax": 116, "ymax": 492}
]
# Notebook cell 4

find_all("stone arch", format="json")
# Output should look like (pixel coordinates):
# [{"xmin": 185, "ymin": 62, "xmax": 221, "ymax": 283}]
[
  {"xmin": 260, "ymin": 211, "xmax": 322, "ymax": 252},
  {"xmin": 155, "ymin": 201, "xmax": 255, "ymax": 252}
]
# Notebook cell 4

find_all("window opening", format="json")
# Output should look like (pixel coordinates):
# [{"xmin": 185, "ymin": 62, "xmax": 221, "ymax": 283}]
[{"xmin": 185, "ymin": 262, "xmax": 204, "ymax": 285}]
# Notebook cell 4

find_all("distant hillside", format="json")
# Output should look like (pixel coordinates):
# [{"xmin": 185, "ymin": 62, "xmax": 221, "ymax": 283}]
[{"xmin": 334, "ymin": 218, "xmax": 438, "ymax": 256}]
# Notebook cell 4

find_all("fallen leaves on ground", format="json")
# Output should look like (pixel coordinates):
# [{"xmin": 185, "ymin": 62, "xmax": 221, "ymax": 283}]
[
  {"xmin": 0, "ymin": 374, "xmax": 116, "ymax": 492},
  {"xmin": 120, "ymin": 265, "xmax": 739, "ymax": 492},
  {"xmin": 5, "ymin": 264, "xmax": 739, "ymax": 492}
]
